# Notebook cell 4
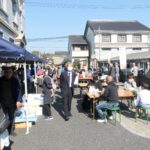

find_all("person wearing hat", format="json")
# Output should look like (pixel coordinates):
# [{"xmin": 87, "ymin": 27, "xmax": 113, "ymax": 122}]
[
  {"xmin": 0, "ymin": 66, "xmax": 21, "ymax": 135},
  {"xmin": 60, "ymin": 61, "xmax": 76, "ymax": 121}
]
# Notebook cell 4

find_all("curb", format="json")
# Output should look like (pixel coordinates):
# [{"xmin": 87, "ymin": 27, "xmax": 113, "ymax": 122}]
[{"xmin": 119, "ymin": 114, "xmax": 150, "ymax": 139}]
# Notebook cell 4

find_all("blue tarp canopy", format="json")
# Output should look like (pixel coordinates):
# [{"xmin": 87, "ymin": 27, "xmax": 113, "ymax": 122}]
[{"xmin": 0, "ymin": 38, "xmax": 41, "ymax": 62}]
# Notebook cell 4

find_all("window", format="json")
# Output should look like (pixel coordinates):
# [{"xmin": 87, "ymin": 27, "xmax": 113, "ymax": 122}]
[
  {"xmin": 133, "ymin": 48, "xmax": 141, "ymax": 51},
  {"xmin": 74, "ymin": 46, "xmax": 81, "ymax": 51},
  {"xmin": 12, "ymin": 0, "xmax": 18, "ymax": 23},
  {"xmin": 14, "ymin": 10, "xmax": 18, "ymax": 25},
  {"xmin": 80, "ymin": 45, "xmax": 88, "ymax": 50},
  {"xmin": 9, "ymin": 38, "xmax": 14, "ymax": 43},
  {"xmin": 0, "ymin": 31, "xmax": 3, "ymax": 38},
  {"xmin": 102, "ymin": 34, "xmax": 111, "ymax": 42},
  {"xmin": 118, "ymin": 34, "xmax": 126, "ymax": 42},
  {"xmin": 12, "ymin": 0, "xmax": 17, "ymax": 12},
  {"xmin": 102, "ymin": 48, "xmax": 111, "ymax": 51},
  {"xmin": 133, "ymin": 34, "xmax": 141, "ymax": 42},
  {"xmin": 12, "ymin": 0, "xmax": 17, "ymax": 4},
  {"xmin": 73, "ymin": 45, "xmax": 88, "ymax": 51}
]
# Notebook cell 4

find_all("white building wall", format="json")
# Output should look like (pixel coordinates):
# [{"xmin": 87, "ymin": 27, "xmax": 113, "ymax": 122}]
[
  {"xmin": 127, "ymin": 35, "xmax": 132, "ymax": 43},
  {"xmin": 0, "ymin": 0, "xmax": 25, "ymax": 43},
  {"xmin": 127, "ymin": 48, "xmax": 149, "ymax": 54},
  {"xmin": 111, "ymin": 34, "xmax": 117, "ymax": 43},
  {"xmin": 0, "ymin": 23, "xmax": 15, "ymax": 40},
  {"xmin": 99, "ymin": 48, "xmax": 119, "ymax": 61},
  {"xmin": 95, "ymin": 33, "xmax": 149, "ymax": 44},
  {"xmin": 142, "ymin": 35, "xmax": 149, "ymax": 43},
  {"xmin": 95, "ymin": 34, "xmax": 103, "ymax": 43},
  {"xmin": 92, "ymin": 32, "xmax": 150, "ymax": 61}
]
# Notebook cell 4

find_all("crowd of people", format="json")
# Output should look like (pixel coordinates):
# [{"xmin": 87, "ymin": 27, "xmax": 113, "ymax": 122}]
[
  {"xmin": 77, "ymin": 61, "xmax": 150, "ymax": 123},
  {"xmin": 0, "ymin": 66, "xmax": 22, "ymax": 150},
  {"xmin": 0, "ymin": 61, "xmax": 150, "ymax": 149}
]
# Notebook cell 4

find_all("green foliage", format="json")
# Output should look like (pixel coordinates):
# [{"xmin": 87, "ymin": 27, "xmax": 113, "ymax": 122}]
[
  {"xmin": 73, "ymin": 59, "xmax": 80, "ymax": 71},
  {"xmin": 31, "ymin": 51, "xmax": 52, "ymax": 59}
]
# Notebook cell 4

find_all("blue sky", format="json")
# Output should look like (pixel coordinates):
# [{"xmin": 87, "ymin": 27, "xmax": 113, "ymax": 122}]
[{"xmin": 25, "ymin": 0, "xmax": 150, "ymax": 53}]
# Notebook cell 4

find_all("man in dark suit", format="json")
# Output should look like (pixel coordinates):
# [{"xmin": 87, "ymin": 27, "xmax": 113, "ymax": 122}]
[
  {"xmin": 60, "ymin": 62, "xmax": 76, "ymax": 121},
  {"xmin": 0, "ymin": 66, "xmax": 21, "ymax": 135}
]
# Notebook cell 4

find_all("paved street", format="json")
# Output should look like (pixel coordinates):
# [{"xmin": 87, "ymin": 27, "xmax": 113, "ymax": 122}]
[{"xmin": 11, "ymin": 89, "xmax": 150, "ymax": 150}]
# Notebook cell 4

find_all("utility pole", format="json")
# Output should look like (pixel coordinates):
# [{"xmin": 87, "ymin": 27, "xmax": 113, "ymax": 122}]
[{"xmin": 99, "ymin": 26, "xmax": 101, "ymax": 62}]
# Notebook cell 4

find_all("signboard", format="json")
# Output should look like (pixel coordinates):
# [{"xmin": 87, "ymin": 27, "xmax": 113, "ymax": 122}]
[{"xmin": 119, "ymin": 47, "xmax": 127, "ymax": 70}]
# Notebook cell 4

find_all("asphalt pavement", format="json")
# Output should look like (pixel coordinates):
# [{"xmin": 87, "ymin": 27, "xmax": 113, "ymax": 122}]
[{"xmin": 11, "ymin": 88, "xmax": 150, "ymax": 150}]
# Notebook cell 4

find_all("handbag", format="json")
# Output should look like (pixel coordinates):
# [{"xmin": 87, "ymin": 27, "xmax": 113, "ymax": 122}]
[{"xmin": 0, "ymin": 105, "xmax": 10, "ymax": 133}]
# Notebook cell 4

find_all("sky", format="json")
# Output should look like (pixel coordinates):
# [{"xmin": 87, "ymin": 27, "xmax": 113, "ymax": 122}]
[{"xmin": 25, "ymin": 0, "xmax": 150, "ymax": 53}]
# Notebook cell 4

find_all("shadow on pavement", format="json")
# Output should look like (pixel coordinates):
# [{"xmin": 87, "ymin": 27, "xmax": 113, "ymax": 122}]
[
  {"xmin": 52, "ymin": 92, "xmax": 66, "ymax": 120},
  {"xmin": 75, "ymin": 94, "xmax": 94, "ymax": 119},
  {"xmin": 119, "ymin": 102, "xmax": 135, "ymax": 118}
]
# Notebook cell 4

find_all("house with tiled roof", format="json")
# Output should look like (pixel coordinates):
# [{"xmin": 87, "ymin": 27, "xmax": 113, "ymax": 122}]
[
  {"xmin": 84, "ymin": 20, "xmax": 150, "ymax": 62},
  {"xmin": 68, "ymin": 35, "xmax": 89, "ymax": 69}
]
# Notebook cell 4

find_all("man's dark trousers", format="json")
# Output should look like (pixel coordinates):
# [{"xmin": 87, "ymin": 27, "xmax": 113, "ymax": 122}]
[
  {"xmin": 63, "ymin": 87, "xmax": 73, "ymax": 118},
  {"xmin": 3, "ymin": 105, "xmax": 15, "ymax": 134}
]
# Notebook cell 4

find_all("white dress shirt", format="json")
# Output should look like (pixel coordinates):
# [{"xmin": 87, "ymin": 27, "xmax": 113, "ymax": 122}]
[
  {"xmin": 131, "ymin": 66, "xmax": 138, "ymax": 77},
  {"xmin": 68, "ymin": 71, "xmax": 72, "ymax": 87},
  {"xmin": 135, "ymin": 89, "xmax": 150, "ymax": 106},
  {"xmin": 124, "ymin": 80, "xmax": 137, "ymax": 91}
]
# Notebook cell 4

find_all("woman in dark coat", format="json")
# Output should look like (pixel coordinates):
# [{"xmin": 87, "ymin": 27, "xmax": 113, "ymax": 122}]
[{"xmin": 42, "ymin": 70, "xmax": 53, "ymax": 120}]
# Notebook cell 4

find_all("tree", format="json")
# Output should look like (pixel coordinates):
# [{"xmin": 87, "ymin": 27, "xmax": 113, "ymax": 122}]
[
  {"xmin": 73, "ymin": 59, "xmax": 80, "ymax": 71},
  {"xmin": 31, "ymin": 50, "xmax": 41, "ymax": 57},
  {"xmin": 31, "ymin": 51, "xmax": 53, "ymax": 59},
  {"xmin": 41, "ymin": 52, "xmax": 52, "ymax": 59}
]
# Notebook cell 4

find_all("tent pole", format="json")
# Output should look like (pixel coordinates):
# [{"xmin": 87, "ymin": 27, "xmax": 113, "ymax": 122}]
[
  {"xmin": 23, "ymin": 62, "xmax": 29, "ymax": 134},
  {"xmin": 34, "ymin": 61, "xmax": 37, "ymax": 94}
]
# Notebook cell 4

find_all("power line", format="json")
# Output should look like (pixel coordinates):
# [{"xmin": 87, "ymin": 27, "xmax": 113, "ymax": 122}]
[
  {"xmin": 25, "ymin": 1, "xmax": 150, "ymax": 10},
  {"xmin": 27, "ymin": 46, "xmax": 67, "ymax": 49},
  {"xmin": 27, "ymin": 36, "xmax": 68, "ymax": 42}
]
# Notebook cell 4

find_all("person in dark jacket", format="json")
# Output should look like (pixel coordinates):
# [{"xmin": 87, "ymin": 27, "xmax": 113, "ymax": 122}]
[
  {"xmin": 96, "ymin": 76, "xmax": 119, "ymax": 123},
  {"xmin": 108, "ymin": 63, "xmax": 116, "ymax": 80},
  {"xmin": 42, "ymin": 70, "xmax": 53, "ymax": 120},
  {"xmin": 60, "ymin": 62, "xmax": 76, "ymax": 121},
  {"xmin": 93, "ymin": 75, "xmax": 103, "ymax": 91},
  {"xmin": 0, "ymin": 66, "xmax": 21, "ymax": 135}
]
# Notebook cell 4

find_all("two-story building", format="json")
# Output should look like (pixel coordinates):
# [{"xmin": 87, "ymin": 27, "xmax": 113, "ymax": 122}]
[
  {"xmin": 84, "ymin": 20, "xmax": 150, "ymax": 62},
  {"xmin": 68, "ymin": 35, "xmax": 89, "ymax": 69},
  {"xmin": 0, "ymin": 0, "xmax": 26, "ymax": 47}
]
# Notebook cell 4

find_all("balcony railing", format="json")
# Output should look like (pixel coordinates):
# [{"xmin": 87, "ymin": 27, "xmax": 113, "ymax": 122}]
[
  {"xmin": 95, "ymin": 43, "xmax": 149, "ymax": 48},
  {"xmin": 72, "ymin": 50, "xmax": 89, "ymax": 57},
  {"xmin": 13, "ymin": 22, "xmax": 19, "ymax": 31}
]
